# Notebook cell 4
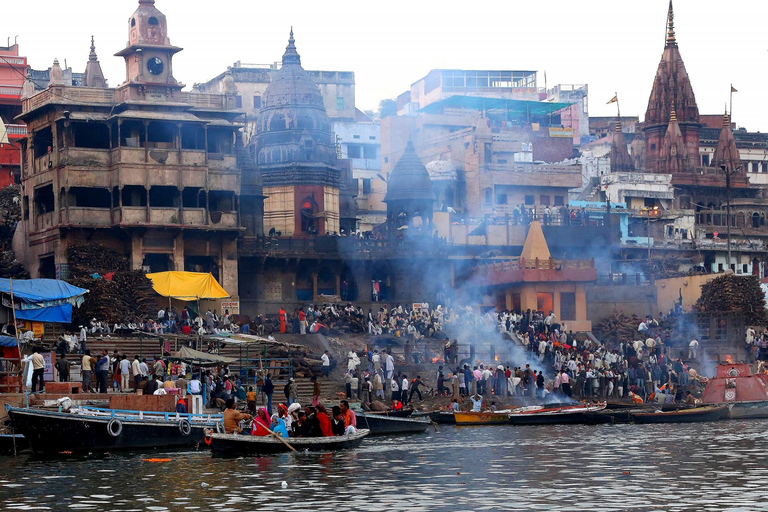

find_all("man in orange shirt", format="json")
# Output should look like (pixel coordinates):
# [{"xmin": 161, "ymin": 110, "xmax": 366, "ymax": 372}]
[{"xmin": 223, "ymin": 398, "xmax": 251, "ymax": 434}]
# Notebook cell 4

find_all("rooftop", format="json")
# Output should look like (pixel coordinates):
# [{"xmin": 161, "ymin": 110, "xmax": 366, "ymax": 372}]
[{"xmin": 418, "ymin": 95, "xmax": 572, "ymax": 117}]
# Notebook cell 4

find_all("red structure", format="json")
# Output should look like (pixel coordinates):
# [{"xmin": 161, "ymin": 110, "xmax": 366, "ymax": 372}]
[
  {"xmin": 701, "ymin": 363, "xmax": 768, "ymax": 404},
  {"xmin": 0, "ymin": 43, "xmax": 26, "ymax": 187}
]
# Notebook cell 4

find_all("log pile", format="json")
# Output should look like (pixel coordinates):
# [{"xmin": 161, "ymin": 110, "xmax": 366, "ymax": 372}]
[
  {"xmin": 592, "ymin": 312, "xmax": 644, "ymax": 343},
  {"xmin": 0, "ymin": 185, "xmax": 28, "ymax": 278},
  {"xmin": 640, "ymin": 257, "xmax": 691, "ymax": 280},
  {"xmin": 66, "ymin": 244, "xmax": 158, "ymax": 325},
  {"xmin": 695, "ymin": 274, "xmax": 768, "ymax": 326}
]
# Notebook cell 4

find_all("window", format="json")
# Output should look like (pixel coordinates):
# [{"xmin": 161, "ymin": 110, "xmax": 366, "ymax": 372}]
[
  {"xmin": 362, "ymin": 178, "xmax": 371, "ymax": 195},
  {"xmin": 369, "ymin": 136, "xmax": 376, "ymax": 140},
  {"xmin": 235, "ymin": 96, "xmax": 242, "ymax": 108},
  {"xmin": 743, "ymin": 264, "xmax": 749, "ymax": 274},
  {"xmin": 148, "ymin": 16, "xmax": 159, "ymax": 25},
  {"xmin": 495, "ymin": 193, "xmax": 507, "ymax": 205},
  {"xmin": 336, "ymin": 97, "xmax": 344, "ymax": 111},
  {"xmin": 540, "ymin": 195, "xmax": 550, "ymax": 206},
  {"xmin": 497, "ymin": 159, "xmax": 507, "ymax": 164},
  {"xmin": 701, "ymin": 154, "xmax": 710, "ymax": 166},
  {"xmin": 524, "ymin": 195, "xmax": 534, "ymax": 205},
  {"xmin": 347, "ymin": 145, "xmax": 362, "ymax": 159},
  {"xmin": 363, "ymin": 145, "xmax": 377, "ymax": 159},
  {"xmin": 253, "ymin": 95, "xmax": 261, "ymax": 109},
  {"xmin": 484, "ymin": 143, "xmax": 492, "ymax": 164},
  {"xmin": 554, "ymin": 195, "xmax": 564, "ymax": 206},
  {"xmin": 353, "ymin": 135, "xmax": 360, "ymax": 139},
  {"xmin": 650, "ymin": 143, "xmax": 656, "ymax": 150},
  {"xmin": 484, "ymin": 188, "xmax": 492, "ymax": 204},
  {"xmin": 560, "ymin": 292, "xmax": 576, "ymax": 320},
  {"xmin": 384, "ymin": 156, "xmax": 388, "ymax": 163}
]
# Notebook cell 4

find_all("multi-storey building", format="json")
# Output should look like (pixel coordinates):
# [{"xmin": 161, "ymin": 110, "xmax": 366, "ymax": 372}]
[
  {"xmin": 12, "ymin": 0, "xmax": 249, "ymax": 295},
  {"xmin": 0, "ymin": 43, "xmax": 27, "ymax": 187}
]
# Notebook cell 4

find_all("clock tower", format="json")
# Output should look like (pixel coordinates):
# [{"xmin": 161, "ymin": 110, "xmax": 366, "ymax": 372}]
[{"xmin": 115, "ymin": 0, "xmax": 183, "ymax": 89}]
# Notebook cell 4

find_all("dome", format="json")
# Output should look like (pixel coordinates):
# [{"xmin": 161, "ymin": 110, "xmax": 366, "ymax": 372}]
[
  {"xmin": 254, "ymin": 30, "xmax": 337, "ymax": 176},
  {"xmin": 384, "ymin": 141, "xmax": 434, "ymax": 204}
]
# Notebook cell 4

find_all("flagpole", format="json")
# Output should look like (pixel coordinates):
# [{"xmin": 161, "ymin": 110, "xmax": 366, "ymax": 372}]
[
  {"xmin": 615, "ymin": 91, "xmax": 621, "ymax": 119},
  {"xmin": 729, "ymin": 84, "xmax": 733, "ymax": 119}
]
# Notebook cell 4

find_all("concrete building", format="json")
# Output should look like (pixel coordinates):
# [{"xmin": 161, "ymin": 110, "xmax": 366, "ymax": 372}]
[
  {"xmin": 12, "ymin": 0, "xmax": 246, "ymax": 295},
  {"xmin": 0, "ymin": 43, "xmax": 26, "ymax": 187}
]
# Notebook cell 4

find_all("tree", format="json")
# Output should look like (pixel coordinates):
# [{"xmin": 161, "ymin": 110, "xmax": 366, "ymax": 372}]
[{"xmin": 378, "ymin": 99, "xmax": 397, "ymax": 120}]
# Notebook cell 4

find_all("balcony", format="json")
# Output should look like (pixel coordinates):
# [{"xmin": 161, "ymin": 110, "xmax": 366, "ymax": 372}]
[
  {"xmin": 209, "ymin": 211, "xmax": 237, "ymax": 228},
  {"xmin": 33, "ymin": 211, "xmax": 54, "ymax": 232},
  {"xmin": 118, "ymin": 207, "xmax": 147, "ymax": 224},
  {"xmin": 62, "ymin": 148, "xmax": 111, "ymax": 168},
  {"xmin": 23, "ymin": 86, "xmax": 116, "ymax": 113},
  {"xmin": 0, "ymin": 84, "xmax": 22, "ymax": 100},
  {"xmin": 181, "ymin": 208, "xmax": 205, "ymax": 225},
  {"xmin": 62, "ymin": 207, "xmax": 112, "ymax": 226},
  {"xmin": 5, "ymin": 124, "xmax": 26, "ymax": 138},
  {"xmin": 149, "ymin": 207, "xmax": 179, "ymax": 224}
]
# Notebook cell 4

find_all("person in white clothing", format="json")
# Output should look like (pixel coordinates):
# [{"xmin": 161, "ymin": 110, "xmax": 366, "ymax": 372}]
[
  {"xmin": 470, "ymin": 393, "xmax": 483, "ymax": 412},
  {"xmin": 119, "ymin": 355, "xmax": 131, "ymax": 391},
  {"xmin": 321, "ymin": 351, "xmax": 330, "ymax": 377}
]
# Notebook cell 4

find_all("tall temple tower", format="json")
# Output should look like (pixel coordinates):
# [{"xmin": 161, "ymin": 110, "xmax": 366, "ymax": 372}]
[
  {"xmin": 254, "ymin": 30, "xmax": 342, "ymax": 236},
  {"xmin": 643, "ymin": 1, "xmax": 700, "ymax": 173}
]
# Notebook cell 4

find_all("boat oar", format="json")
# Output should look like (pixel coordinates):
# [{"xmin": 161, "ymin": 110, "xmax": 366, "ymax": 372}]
[{"xmin": 263, "ymin": 425, "xmax": 297, "ymax": 452}]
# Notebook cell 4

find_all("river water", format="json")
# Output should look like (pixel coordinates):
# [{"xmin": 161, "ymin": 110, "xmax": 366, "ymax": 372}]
[{"xmin": 0, "ymin": 420, "xmax": 766, "ymax": 511}]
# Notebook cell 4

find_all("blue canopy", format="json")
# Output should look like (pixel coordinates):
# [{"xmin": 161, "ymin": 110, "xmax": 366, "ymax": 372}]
[
  {"xmin": 0, "ymin": 335, "xmax": 17, "ymax": 347},
  {"xmin": 0, "ymin": 278, "xmax": 88, "ymax": 308},
  {"xmin": 15, "ymin": 303, "xmax": 72, "ymax": 323}
]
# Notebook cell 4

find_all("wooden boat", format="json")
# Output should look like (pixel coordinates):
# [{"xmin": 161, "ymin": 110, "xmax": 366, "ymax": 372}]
[
  {"xmin": 207, "ymin": 429, "xmax": 369, "ymax": 454},
  {"xmin": 0, "ymin": 434, "xmax": 28, "ymax": 455},
  {"xmin": 454, "ymin": 410, "xmax": 512, "ymax": 425},
  {"xmin": 356, "ymin": 412, "xmax": 431, "ymax": 435},
  {"xmin": 364, "ymin": 408, "xmax": 414, "ymax": 418},
  {"xmin": 631, "ymin": 405, "xmax": 726, "ymax": 424},
  {"xmin": 6, "ymin": 405, "xmax": 223, "ymax": 455},
  {"xmin": 701, "ymin": 363, "xmax": 768, "ymax": 420},
  {"xmin": 426, "ymin": 411, "xmax": 456, "ymax": 425},
  {"xmin": 507, "ymin": 402, "xmax": 608, "ymax": 425}
]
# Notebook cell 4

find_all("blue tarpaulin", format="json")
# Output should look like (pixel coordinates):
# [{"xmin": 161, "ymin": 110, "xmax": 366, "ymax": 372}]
[
  {"xmin": 15, "ymin": 304, "xmax": 73, "ymax": 323},
  {"xmin": 0, "ymin": 335, "xmax": 17, "ymax": 347}
]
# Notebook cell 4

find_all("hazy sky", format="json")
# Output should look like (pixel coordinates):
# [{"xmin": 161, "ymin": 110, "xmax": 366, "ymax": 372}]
[{"xmin": 5, "ymin": 0, "xmax": 767, "ymax": 131}]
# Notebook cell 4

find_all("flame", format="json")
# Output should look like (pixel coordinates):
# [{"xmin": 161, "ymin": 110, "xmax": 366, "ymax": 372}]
[
  {"xmin": 494, "ymin": 355, "xmax": 499, "ymax": 362},
  {"xmin": 725, "ymin": 354, "xmax": 733, "ymax": 364},
  {"xmin": 431, "ymin": 357, "xmax": 443, "ymax": 364}
]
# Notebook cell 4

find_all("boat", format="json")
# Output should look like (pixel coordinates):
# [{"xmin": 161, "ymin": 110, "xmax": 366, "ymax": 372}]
[
  {"xmin": 507, "ymin": 402, "xmax": 608, "ymax": 425},
  {"xmin": 364, "ymin": 408, "xmax": 414, "ymax": 418},
  {"xmin": 424, "ymin": 411, "xmax": 456, "ymax": 424},
  {"xmin": 454, "ymin": 410, "xmax": 512, "ymax": 425},
  {"xmin": 356, "ymin": 412, "xmax": 431, "ymax": 435},
  {"xmin": 206, "ymin": 429, "xmax": 369, "ymax": 454},
  {"xmin": 631, "ymin": 405, "xmax": 726, "ymax": 424},
  {"xmin": 6, "ymin": 405, "xmax": 224, "ymax": 455},
  {"xmin": 701, "ymin": 362, "xmax": 768, "ymax": 420},
  {"xmin": 0, "ymin": 434, "xmax": 28, "ymax": 455}
]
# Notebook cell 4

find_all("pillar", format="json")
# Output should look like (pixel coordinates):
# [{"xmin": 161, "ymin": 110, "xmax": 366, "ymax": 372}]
[
  {"xmin": 130, "ymin": 232, "xmax": 143, "ymax": 270},
  {"xmin": 311, "ymin": 272, "xmax": 318, "ymax": 301},
  {"xmin": 172, "ymin": 233, "xmax": 184, "ymax": 272},
  {"xmin": 505, "ymin": 291, "xmax": 512, "ymax": 311},
  {"xmin": 335, "ymin": 273, "xmax": 341, "ymax": 297}
]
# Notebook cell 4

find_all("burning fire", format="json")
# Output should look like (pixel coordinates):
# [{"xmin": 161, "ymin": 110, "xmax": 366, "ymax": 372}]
[
  {"xmin": 494, "ymin": 355, "xmax": 500, "ymax": 362},
  {"xmin": 725, "ymin": 354, "xmax": 733, "ymax": 364},
  {"xmin": 431, "ymin": 357, "xmax": 443, "ymax": 364}
]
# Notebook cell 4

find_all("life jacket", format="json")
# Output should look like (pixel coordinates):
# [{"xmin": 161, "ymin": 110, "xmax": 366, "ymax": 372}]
[{"xmin": 392, "ymin": 400, "xmax": 402, "ymax": 411}]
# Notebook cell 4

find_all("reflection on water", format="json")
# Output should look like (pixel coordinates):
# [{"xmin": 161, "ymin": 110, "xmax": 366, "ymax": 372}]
[{"xmin": 1, "ymin": 421, "xmax": 767, "ymax": 511}]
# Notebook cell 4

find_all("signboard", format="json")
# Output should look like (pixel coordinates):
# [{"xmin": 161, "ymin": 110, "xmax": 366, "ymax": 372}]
[
  {"xmin": 43, "ymin": 352, "xmax": 54, "ymax": 380},
  {"xmin": 221, "ymin": 301, "xmax": 240, "ymax": 315},
  {"xmin": 549, "ymin": 127, "xmax": 574, "ymax": 138},
  {"xmin": 412, "ymin": 302, "xmax": 430, "ymax": 312},
  {"xmin": 24, "ymin": 321, "xmax": 44, "ymax": 337}
]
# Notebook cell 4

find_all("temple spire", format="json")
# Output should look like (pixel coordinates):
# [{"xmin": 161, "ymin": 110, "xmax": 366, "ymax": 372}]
[
  {"xmin": 282, "ymin": 27, "xmax": 301, "ymax": 66},
  {"xmin": 666, "ymin": 0, "xmax": 676, "ymax": 47},
  {"xmin": 88, "ymin": 35, "xmax": 97, "ymax": 61},
  {"xmin": 83, "ymin": 36, "xmax": 106, "ymax": 88}
]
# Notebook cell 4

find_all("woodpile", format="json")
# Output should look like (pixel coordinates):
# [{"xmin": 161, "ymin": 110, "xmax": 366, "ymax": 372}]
[
  {"xmin": 695, "ymin": 274, "xmax": 768, "ymax": 326},
  {"xmin": 592, "ymin": 312, "xmax": 644, "ymax": 343},
  {"xmin": 66, "ymin": 244, "xmax": 158, "ymax": 325},
  {"xmin": 0, "ymin": 186, "xmax": 28, "ymax": 278},
  {"xmin": 640, "ymin": 257, "xmax": 691, "ymax": 280}
]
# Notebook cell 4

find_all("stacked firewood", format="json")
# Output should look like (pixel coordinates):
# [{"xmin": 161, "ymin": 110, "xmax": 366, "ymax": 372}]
[
  {"xmin": 640, "ymin": 257, "xmax": 691, "ymax": 280},
  {"xmin": 592, "ymin": 312, "xmax": 644, "ymax": 342},
  {"xmin": 66, "ymin": 244, "xmax": 158, "ymax": 325},
  {"xmin": 695, "ymin": 274, "xmax": 768, "ymax": 326}
]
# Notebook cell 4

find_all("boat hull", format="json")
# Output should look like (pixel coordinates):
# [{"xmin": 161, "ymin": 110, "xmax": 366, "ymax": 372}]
[
  {"xmin": 0, "ymin": 434, "xmax": 28, "ymax": 454},
  {"xmin": 632, "ymin": 406, "xmax": 726, "ymax": 424},
  {"xmin": 356, "ymin": 413, "xmax": 430, "ymax": 435},
  {"xmin": 427, "ymin": 412, "xmax": 456, "ymax": 424},
  {"xmin": 208, "ymin": 429, "xmax": 369, "ymax": 454},
  {"xmin": 7, "ymin": 407, "xmax": 220, "ymax": 455},
  {"xmin": 508, "ymin": 411, "xmax": 609, "ymax": 426},
  {"xmin": 722, "ymin": 401, "xmax": 768, "ymax": 420},
  {"xmin": 454, "ymin": 411, "xmax": 510, "ymax": 425}
]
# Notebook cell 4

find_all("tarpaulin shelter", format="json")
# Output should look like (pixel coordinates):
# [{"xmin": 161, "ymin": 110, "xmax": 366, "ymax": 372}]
[
  {"xmin": 173, "ymin": 345, "xmax": 236, "ymax": 365},
  {"xmin": 0, "ymin": 278, "xmax": 88, "ymax": 324},
  {"xmin": 145, "ymin": 271, "xmax": 229, "ymax": 301}
]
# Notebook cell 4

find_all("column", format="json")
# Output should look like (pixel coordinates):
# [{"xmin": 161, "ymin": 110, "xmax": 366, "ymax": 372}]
[{"xmin": 311, "ymin": 272, "xmax": 318, "ymax": 301}]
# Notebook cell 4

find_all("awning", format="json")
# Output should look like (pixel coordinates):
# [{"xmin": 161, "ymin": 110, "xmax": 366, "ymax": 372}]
[
  {"xmin": 173, "ymin": 345, "xmax": 237, "ymax": 364},
  {"xmin": 0, "ymin": 335, "xmax": 17, "ymax": 348},
  {"xmin": 15, "ymin": 303, "xmax": 72, "ymax": 323},
  {"xmin": 109, "ymin": 111, "xmax": 204, "ymax": 123},
  {"xmin": 145, "ymin": 271, "xmax": 229, "ymax": 301},
  {"xmin": 54, "ymin": 112, "xmax": 109, "ymax": 122},
  {"xmin": 0, "ymin": 278, "xmax": 88, "ymax": 304}
]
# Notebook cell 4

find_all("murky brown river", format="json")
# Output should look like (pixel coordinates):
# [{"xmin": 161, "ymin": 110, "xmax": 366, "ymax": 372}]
[{"xmin": 0, "ymin": 420, "xmax": 766, "ymax": 511}]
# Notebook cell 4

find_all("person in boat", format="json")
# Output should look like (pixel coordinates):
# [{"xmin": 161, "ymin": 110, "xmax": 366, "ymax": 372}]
[
  {"xmin": 449, "ymin": 398, "xmax": 460, "ymax": 412},
  {"xmin": 316, "ymin": 404, "xmax": 333, "ymax": 436},
  {"xmin": 391, "ymin": 399, "xmax": 403, "ymax": 412},
  {"xmin": 251, "ymin": 407, "xmax": 271, "ymax": 436},
  {"xmin": 303, "ymin": 405, "xmax": 321, "ymax": 437},
  {"xmin": 470, "ymin": 393, "xmax": 483, "ymax": 412},
  {"xmin": 176, "ymin": 396, "xmax": 188, "ymax": 414},
  {"xmin": 339, "ymin": 400, "xmax": 356, "ymax": 432},
  {"xmin": 223, "ymin": 398, "xmax": 252, "ymax": 435},
  {"xmin": 331, "ymin": 406, "xmax": 346, "ymax": 436},
  {"xmin": 684, "ymin": 391, "xmax": 696, "ymax": 406},
  {"xmin": 291, "ymin": 411, "xmax": 308, "ymax": 437},
  {"xmin": 488, "ymin": 401, "xmax": 497, "ymax": 412},
  {"xmin": 271, "ymin": 413, "xmax": 289, "ymax": 437}
]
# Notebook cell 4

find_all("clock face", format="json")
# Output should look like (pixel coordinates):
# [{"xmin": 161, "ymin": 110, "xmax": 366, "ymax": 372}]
[{"xmin": 147, "ymin": 57, "xmax": 164, "ymax": 76}]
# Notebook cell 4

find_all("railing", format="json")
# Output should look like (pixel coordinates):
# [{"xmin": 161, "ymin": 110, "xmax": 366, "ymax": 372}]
[
  {"xmin": 481, "ymin": 256, "xmax": 595, "ymax": 273},
  {"xmin": 5, "ymin": 124, "xmax": 26, "ymax": 136},
  {"xmin": 0, "ymin": 84, "xmax": 22, "ymax": 97}
]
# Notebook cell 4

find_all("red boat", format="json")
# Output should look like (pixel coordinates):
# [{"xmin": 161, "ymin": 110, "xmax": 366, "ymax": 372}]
[{"xmin": 701, "ymin": 362, "xmax": 768, "ymax": 419}]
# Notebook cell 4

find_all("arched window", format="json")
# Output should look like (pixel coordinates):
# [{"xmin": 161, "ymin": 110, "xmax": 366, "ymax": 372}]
[
  {"xmin": 148, "ymin": 17, "xmax": 159, "ymax": 25},
  {"xmin": 737, "ymin": 212, "xmax": 746, "ymax": 228},
  {"xmin": 753, "ymin": 212, "xmax": 760, "ymax": 229},
  {"xmin": 131, "ymin": 18, "xmax": 136, "ymax": 27},
  {"xmin": 269, "ymin": 113, "xmax": 285, "ymax": 131}
]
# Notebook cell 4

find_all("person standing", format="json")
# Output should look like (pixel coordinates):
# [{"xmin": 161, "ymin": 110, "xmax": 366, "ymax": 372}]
[
  {"xmin": 321, "ymin": 350, "xmax": 330, "ymax": 377},
  {"xmin": 400, "ymin": 374, "xmax": 409, "ymax": 405},
  {"xmin": 79, "ymin": 325, "xmax": 87, "ymax": 353},
  {"xmin": 31, "ymin": 349, "xmax": 45, "ymax": 393},
  {"xmin": 561, "ymin": 369, "xmax": 572, "ymax": 397},
  {"xmin": 390, "ymin": 373, "xmax": 400, "ymax": 402},
  {"xmin": 131, "ymin": 354, "xmax": 143, "ymax": 391},
  {"xmin": 96, "ymin": 350, "xmax": 109, "ymax": 394},
  {"xmin": 119, "ymin": 355, "xmax": 131, "ymax": 392},
  {"xmin": 298, "ymin": 308, "xmax": 307, "ymax": 335},
  {"xmin": 55, "ymin": 354, "xmax": 70, "ymax": 382},
  {"xmin": 262, "ymin": 373, "xmax": 274, "ymax": 416},
  {"xmin": 278, "ymin": 307, "xmax": 287, "ymax": 334},
  {"xmin": 81, "ymin": 350, "xmax": 92, "ymax": 392},
  {"xmin": 311, "ymin": 376, "xmax": 321, "ymax": 407}
]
